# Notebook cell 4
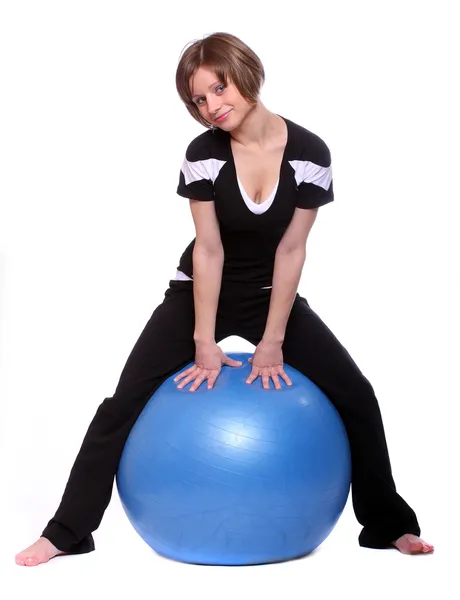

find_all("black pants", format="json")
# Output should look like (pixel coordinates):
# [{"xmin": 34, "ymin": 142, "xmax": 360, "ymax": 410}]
[{"xmin": 41, "ymin": 281, "xmax": 420, "ymax": 553}]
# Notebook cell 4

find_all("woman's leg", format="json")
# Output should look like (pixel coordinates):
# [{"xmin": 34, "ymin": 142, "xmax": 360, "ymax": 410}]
[
  {"xmin": 238, "ymin": 290, "xmax": 421, "ymax": 548},
  {"xmin": 36, "ymin": 281, "xmax": 231, "ymax": 553}
]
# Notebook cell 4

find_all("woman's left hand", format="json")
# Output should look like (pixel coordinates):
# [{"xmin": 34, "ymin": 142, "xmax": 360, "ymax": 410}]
[{"xmin": 246, "ymin": 341, "xmax": 293, "ymax": 390}]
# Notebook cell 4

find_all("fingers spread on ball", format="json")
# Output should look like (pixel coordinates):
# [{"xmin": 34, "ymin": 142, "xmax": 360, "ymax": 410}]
[
  {"xmin": 246, "ymin": 368, "xmax": 259, "ymax": 384},
  {"xmin": 279, "ymin": 369, "xmax": 292, "ymax": 386},
  {"xmin": 271, "ymin": 374, "xmax": 282, "ymax": 390},
  {"xmin": 174, "ymin": 365, "xmax": 195, "ymax": 383},
  {"xmin": 177, "ymin": 370, "xmax": 198, "ymax": 389}
]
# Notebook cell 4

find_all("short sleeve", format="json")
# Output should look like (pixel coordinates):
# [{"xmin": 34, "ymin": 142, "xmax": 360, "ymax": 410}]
[
  {"xmin": 294, "ymin": 137, "xmax": 334, "ymax": 209},
  {"xmin": 176, "ymin": 136, "xmax": 215, "ymax": 201}
]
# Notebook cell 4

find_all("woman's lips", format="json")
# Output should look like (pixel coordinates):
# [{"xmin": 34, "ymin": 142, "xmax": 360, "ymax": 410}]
[{"xmin": 215, "ymin": 110, "xmax": 231, "ymax": 123}]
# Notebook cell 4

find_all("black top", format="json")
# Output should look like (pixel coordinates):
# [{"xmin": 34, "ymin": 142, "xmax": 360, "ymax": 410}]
[{"xmin": 176, "ymin": 116, "xmax": 334, "ymax": 287}]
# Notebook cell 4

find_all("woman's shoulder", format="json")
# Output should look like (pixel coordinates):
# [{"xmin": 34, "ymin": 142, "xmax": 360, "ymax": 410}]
[
  {"xmin": 183, "ymin": 128, "xmax": 225, "ymax": 161},
  {"xmin": 284, "ymin": 116, "xmax": 332, "ymax": 163}
]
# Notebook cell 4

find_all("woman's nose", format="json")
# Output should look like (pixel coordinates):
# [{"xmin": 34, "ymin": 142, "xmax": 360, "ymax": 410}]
[{"xmin": 207, "ymin": 97, "xmax": 222, "ymax": 115}]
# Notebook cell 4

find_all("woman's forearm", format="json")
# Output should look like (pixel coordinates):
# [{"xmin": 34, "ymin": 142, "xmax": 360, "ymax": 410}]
[
  {"xmin": 262, "ymin": 247, "xmax": 306, "ymax": 344},
  {"xmin": 192, "ymin": 244, "xmax": 224, "ymax": 343}
]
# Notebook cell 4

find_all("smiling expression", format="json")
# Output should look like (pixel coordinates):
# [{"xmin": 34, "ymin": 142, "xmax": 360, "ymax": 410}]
[{"xmin": 189, "ymin": 65, "xmax": 255, "ymax": 129}]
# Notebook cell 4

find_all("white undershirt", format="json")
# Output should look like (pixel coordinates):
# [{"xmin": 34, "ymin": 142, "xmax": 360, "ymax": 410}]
[{"xmin": 237, "ymin": 177, "xmax": 279, "ymax": 215}]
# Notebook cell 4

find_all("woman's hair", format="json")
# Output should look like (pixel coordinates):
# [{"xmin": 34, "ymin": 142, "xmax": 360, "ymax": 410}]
[{"xmin": 176, "ymin": 32, "xmax": 265, "ymax": 129}]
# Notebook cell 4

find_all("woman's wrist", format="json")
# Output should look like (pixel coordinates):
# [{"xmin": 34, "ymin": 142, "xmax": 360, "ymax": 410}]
[
  {"xmin": 261, "ymin": 335, "xmax": 284, "ymax": 346},
  {"xmin": 193, "ymin": 335, "xmax": 216, "ymax": 345}
]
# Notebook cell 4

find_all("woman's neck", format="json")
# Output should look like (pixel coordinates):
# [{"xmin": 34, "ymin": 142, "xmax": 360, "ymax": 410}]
[{"xmin": 229, "ymin": 103, "xmax": 282, "ymax": 150}]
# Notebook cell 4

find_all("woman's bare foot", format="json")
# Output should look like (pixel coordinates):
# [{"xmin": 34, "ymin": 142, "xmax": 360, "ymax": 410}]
[
  {"xmin": 393, "ymin": 533, "xmax": 434, "ymax": 555},
  {"xmin": 15, "ymin": 537, "xmax": 65, "ymax": 566}
]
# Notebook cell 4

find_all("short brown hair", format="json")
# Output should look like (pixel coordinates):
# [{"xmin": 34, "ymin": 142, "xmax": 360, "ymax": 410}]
[{"xmin": 176, "ymin": 32, "xmax": 265, "ymax": 129}]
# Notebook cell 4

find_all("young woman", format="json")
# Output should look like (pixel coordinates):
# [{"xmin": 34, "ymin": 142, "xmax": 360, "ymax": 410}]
[{"xmin": 15, "ymin": 32, "xmax": 433, "ymax": 566}]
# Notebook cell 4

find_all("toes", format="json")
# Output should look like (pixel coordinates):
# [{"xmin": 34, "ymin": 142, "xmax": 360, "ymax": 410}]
[
  {"xmin": 393, "ymin": 534, "xmax": 434, "ymax": 555},
  {"xmin": 417, "ymin": 538, "xmax": 434, "ymax": 554},
  {"xmin": 408, "ymin": 541, "xmax": 434, "ymax": 555},
  {"xmin": 15, "ymin": 554, "xmax": 41, "ymax": 566}
]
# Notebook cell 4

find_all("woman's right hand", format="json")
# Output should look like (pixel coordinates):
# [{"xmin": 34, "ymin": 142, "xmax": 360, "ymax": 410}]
[{"xmin": 174, "ymin": 341, "xmax": 242, "ymax": 392}]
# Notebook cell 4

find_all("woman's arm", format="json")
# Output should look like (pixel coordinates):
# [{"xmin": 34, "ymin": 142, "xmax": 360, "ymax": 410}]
[
  {"xmin": 174, "ymin": 200, "xmax": 242, "ymax": 392},
  {"xmin": 246, "ymin": 207, "xmax": 319, "ymax": 390},
  {"xmin": 262, "ymin": 207, "xmax": 319, "ymax": 343},
  {"xmin": 189, "ymin": 199, "xmax": 224, "ymax": 343}
]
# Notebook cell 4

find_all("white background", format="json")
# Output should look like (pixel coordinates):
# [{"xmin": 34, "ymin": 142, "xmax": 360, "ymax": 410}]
[{"xmin": 1, "ymin": 1, "xmax": 459, "ymax": 598}]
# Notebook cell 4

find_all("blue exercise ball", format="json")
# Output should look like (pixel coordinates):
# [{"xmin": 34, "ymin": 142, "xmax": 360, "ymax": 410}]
[{"xmin": 116, "ymin": 352, "xmax": 351, "ymax": 565}]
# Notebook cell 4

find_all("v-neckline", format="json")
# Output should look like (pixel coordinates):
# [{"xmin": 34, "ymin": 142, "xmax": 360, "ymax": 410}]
[{"xmin": 228, "ymin": 115, "xmax": 290, "ymax": 207}]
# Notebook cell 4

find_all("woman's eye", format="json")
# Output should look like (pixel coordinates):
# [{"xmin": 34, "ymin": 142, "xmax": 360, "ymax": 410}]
[{"xmin": 195, "ymin": 85, "xmax": 224, "ymax": 106}]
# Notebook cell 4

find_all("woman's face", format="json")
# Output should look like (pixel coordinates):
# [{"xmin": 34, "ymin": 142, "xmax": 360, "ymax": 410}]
[{"xmin": 189, "ymin": 65, "xmax": 254, "ymax": 130}]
